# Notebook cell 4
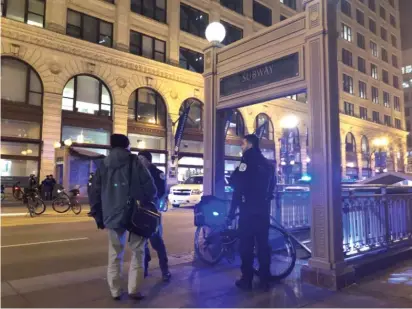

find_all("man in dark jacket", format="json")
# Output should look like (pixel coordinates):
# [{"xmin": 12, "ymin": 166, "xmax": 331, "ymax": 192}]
[
  {"xmin": 90, "ymin": 134, "xmax": 157, "ymax": 300},
  {"xmin": 137, "ymin": 150, "xmax": 171, "ymax": 282},
  {"xmin": 228, "ymin": 134, "xmax": 275, "ymax": 291}
]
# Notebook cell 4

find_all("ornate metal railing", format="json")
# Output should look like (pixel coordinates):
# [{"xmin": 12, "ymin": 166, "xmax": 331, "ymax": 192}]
[{"xmin": 342, "ymin": 187, "xmax": 412, "ymax": 257}]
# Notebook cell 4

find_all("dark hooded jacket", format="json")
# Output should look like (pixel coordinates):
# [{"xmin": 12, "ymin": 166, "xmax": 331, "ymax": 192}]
[{"xmin": 89, "ymin": 148, "xmax": 157, "ymax": 229}]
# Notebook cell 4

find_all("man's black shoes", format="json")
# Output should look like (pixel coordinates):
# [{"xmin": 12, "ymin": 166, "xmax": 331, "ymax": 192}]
[
  {"xmin": 235, "ymin": 278, "xmax": 252, "ymax": 291},
  {"xmin": 162, "ymin": 271, "xmax": 172, "ymax": 282}
]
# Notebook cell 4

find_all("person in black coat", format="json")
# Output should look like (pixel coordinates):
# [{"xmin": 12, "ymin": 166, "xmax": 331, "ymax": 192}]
[{"xmin": 137, "ymin": 150, "xmax": 171, "ymax": 282}]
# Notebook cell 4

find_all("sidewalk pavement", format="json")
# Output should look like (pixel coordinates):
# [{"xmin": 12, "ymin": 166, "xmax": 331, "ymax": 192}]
[{"xmin": 2, "ymin": 255, "xmax": 411, "ymax": 308}]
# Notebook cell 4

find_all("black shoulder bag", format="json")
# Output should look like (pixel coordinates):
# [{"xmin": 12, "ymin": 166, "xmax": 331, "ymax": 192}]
[{"xmin": 126, "ymin": 155, "xmax": 161, "ymax": 238}]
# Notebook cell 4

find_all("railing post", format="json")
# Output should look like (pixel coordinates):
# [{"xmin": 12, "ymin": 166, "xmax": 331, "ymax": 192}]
[{"xmin": 381, "ymin": 187, "xmax": 390, "ymax": 246}]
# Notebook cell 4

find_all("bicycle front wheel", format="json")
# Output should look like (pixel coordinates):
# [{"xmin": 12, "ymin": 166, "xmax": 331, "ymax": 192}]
[
  {"xmin": 52, "ymin": 197, "xmax": 70, "ymax": 213},
  {"xmin": 29, "ymin": 197, "xmax": 46, "ymax": 215},
  {"xmin": 71, "ymin": 200, "xmax": 82, "ymax": 215},
  {"xmin": 13, "ymin": 190, "xmax": 23, "ymax": 201},
  {"xmin": 253, "ymin": 224, "xmax": 296, "ymax": 281},
  {"xmin": 194, "ymin": 225, "xmax": 225, "ymax": 265}
]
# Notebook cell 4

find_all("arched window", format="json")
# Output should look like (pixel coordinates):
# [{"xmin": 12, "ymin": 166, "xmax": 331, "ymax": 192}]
[
  {"xmin": 255, "ymin": 113, "xmax": 274, "ymax": 140},
  {"xmin": 345, "ymin": 133, "xmax": 356, "ymax": 153},
  {"xmin": 361, "ymin": 136, "xmax": 369, "ymax": 155},
  {"xmin": 1, "ymin": 57, "xmax": 43, "ymax": 106},
  {"xmin": 227, "ymin": 109, "xmax": 245, "ymax": 137},
  {"xmin": 179, "ymin": 98, "xmax": 203, "ymax": 130},
  {"xmin": 128, "ymin": 88, "xmax": 166, "ymax": 127},
  {"xmin": 62, "ymin": 75, "xmax": 112, "ymax": 116}
]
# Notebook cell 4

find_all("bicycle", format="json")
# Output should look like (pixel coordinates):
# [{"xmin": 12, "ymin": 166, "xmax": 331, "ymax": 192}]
[
  {"xmin": 51, "ymin": 186, "xmax": 82, "ymax": 215},
  {"xmin": 22, "ymin": 188, "xmax": 46, "ymax": 217},
  {"xmin": 1, "ymin": 185, "xmax": 5, "ymax": 201},
  {"xmin": 194, "ymin": 213, "xmax": 298, "ymax": 281},
  {"xmin": 12, "ymin": 181, "xmax": 23, "ymax": 201}
]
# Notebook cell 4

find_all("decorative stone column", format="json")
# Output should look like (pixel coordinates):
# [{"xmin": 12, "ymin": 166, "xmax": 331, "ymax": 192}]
[
  {"xmin": 113, "ymin": 103, "xmax": 128, "ymax": 135},
  {"xmin": 40, "ymin": 92, "xmax": 62, "ymax": 179},
  {"xmin": 243, "ymin": 0, "xmax": 254, "ymax": 36},
  {"xmin": 341, "ymin": 142, "xmax": 346, "ymax": 178},
  {"xmin": 357, "ymin": 152, "xmax": 363, "ymax": 178},
  {"xmin": 371, "ymin": 154, "xmax": 376, "ymax": 176},
  {"xmin": 202, "ymin": 43, "xmax": 225, "ymax": 198},
  {"xmin": 301, "ymin": 0, "xmax": 353, "ymax": 290},
  {"xmin": 210, "ymin": 0, "xmax": 221, "ymax": 22},
  {"xmin": 300, "ymin": 134, "xmax": 308, "ymax": 175},
  {"xmin": 45, "ymin": 0, "xmax": 68, "ymax": 34},
  {"xmin": 167, "ymin": 0, "xmax": 180, "ymax": 66},
  {"xmin": 115, "ymin": 0, "xmax": 131, "ymax": 52}
]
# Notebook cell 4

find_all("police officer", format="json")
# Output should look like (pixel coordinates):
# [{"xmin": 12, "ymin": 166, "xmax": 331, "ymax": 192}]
[
  {"xmin": 228, "ymin": 134, "xmax": 275, "ymax": 290},
  {"xmin": 137, "ymin": 150, "xmax": 171, "ymax": 282}
]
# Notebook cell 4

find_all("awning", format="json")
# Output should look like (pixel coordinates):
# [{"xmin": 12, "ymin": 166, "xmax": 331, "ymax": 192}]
[
  {"xmin": 358, "ymin": 172, "xmax": 412, "ymax": 185},
  {"xmin": 69, "ymin": 147, "xmax": 106, "ymax": 159}
]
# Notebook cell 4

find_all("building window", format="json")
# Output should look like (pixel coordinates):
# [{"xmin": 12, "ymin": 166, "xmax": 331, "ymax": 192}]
[
  {"xmin": 280, "ymin": 15, "xmax": 287, "ymax": 21},
  {"xmin": 359, "ymin": 81, "xmax": 367, "ymax": 99},
  {"xmin": 383, "ymin": 91, "xmax": 390, "ymax": 108},
  {"xmin": 61, "ymin": 126, "xmax": 110, "ymax": 147},
  {"xmin": 128, "ymin": 88, "xmax": 166, "ymax": 126},
  {"xmin": 406, "ymin": 107, "xmax": 410, "ymax": 117},
  {"xmin": 372, "ymin": 86, "xmax": 379, "ymax": 103},
  {"xmin": 344, "ymin": 101, "xmax": 355, "ymax": 116},
  {"xmin": 227, "ymin": 110, "xmax": 245, "ymax": 137},
  {"xmin": 221, "ymin": 20, "xmax": 243, "ymax": 45},
  {"xmin": 372, "ymin": 111, "xmax": 380, "ymax": 123},
  {"xmin": 341, "ymin": 0, "xmax": 351, "ymax": 17},
  {"xmin": 253, "ymin": 1, "xmax": 271, "ymax": 26},
  {"xmin": 394, "ymin": 96, "xmax": 401, "ymax": 111},
  {"xmin": 368, "ymin": 0, "xmax": 376, "ymax": 11},
  {"xmin": 380, "ymin": 27, "xmax": 387, "ymax": 41},
  {"xmin": 356, "ymin": 9, "xmax": 364, "ymax": 26},
  {"xmin": 1, "ymin": 57, "xmax": 43, "ymax": 106},
  {"xmin": 130, "ymin": 31, "xmax": 166, "ymax": 63},
  {"xmin": 402, "ymin": 65, "xmax": 412, "ymax": 74},
  {"xmin": 221, "ymin": 0, "xmax": 243, "ymax": 14},
  {"xmin": 1, "ymin": 0, "xmax": 45, "ymax": 28},
  {"xmin": 179, "ymin": 98, "xmax": 203, "ymax": 130},
  {"xmin": 369, "ymin": 18, "xmax": 376, "ymax": 34},
  {"xmin": 379, "ymin": 6, "xmax": 385, "ymax": 20},
  {"xmin": 395, "ymin": 118, "xmax": 401, "ymax": 129},
  {"xmin": 360, "ymin": 106, "xmax": 368, "ymax": 119},
  {"xmin": 67, "ymin": 10, "xmax": 113, "ymax": 47},
  {"xmin": 403, "ymin": 81, "xmax": 410, "ymax": 89},
  {"xmin": 180, "ymin": 3, "xmax": 209, "ymax": 38},
  {"xmin": 392, "ymin": 55, "xmax": 398, "ymax": 68},
  {"xmin": 390, "ymin": 14, "xmax": 396, "ymax": 28},
  {"xmin": 405, "ymin": 93, "xmax": 410, "ymax": 101},
  {"xmin": 255, "ymin": 113, "xmax": 274, "ymax": 140},
  {"xmin": 371, "ymin": 64, "xmax": 378, "ymax": 79},
  {"xmin": 357, "ymin": 33, "xmax": 365, "ymax": 49},
  {"xmin": 342, "ymin": 49, "xmax": 353, "ymax": 67},
  {"xmin": 381, "ymin": 48, "xmax": 388, "ymax": 62},
  {"xmin": 370, "ymin": 41, "xmax": 378, "ymax": 57},
  {"xmin": 179, "ymin": 47, "xmax": 204, "ymax": 73},
  {"xmin": 130, "ymin": 0, "xmax": 166, "ymax": 23},
  {"xmin": 343, "ymin": 74, "xmax": 354, "ymax": 94},
  {"xmin": 280, "ymin": 0, "xmax": 296, "ymax": 10},
  {"xmin": 393, "ymin": 75, "xmax": 399, "ymax": 89},
  {"xmin": 341, "ymin": 24, "xmax": 352, "ymax": 42},
  {"xmin": 407, "ymin": 121, "xmax": 411, "ymax": 131},
  {"xmin": 62, "ymin": 75, "xmax": 112, "ymax": 116},
  {"xmin": 391, "ymin": 35, "xmax": 397, "ymax": 48},
  {"xmin": 358, "ymin": 57, "xmax": 366, "ymax": 73},
  {"xmin": 384, "ymin": 115, "xmax": 391, "ymax": 126},
  {"xmin": 382, "ymin": 70, "xmax": 389, "ymax": 84}
]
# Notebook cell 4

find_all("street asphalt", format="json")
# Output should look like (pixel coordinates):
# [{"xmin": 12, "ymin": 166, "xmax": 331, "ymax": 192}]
[{"xmin": 1, "ymin": 204, "xmax": 196, "ymax": 282}]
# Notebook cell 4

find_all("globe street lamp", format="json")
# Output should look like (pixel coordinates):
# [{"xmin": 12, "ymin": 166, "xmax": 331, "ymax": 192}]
[
  {"xmin": 205, "ymin": 22, "xmax": 226, "ymax": 44},
  {"xmin": 279, "ymin": 115, "xmax": 300, "ymax": 184}
]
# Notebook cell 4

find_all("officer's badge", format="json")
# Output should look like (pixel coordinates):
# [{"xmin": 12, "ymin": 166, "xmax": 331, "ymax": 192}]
[
  {"xmin": 159, "ymin": 172, "xmax": 165, "ymax": 180},
  {"xmin": 239, "ymin": 163, "xmax": 247, "ymax": 172}
]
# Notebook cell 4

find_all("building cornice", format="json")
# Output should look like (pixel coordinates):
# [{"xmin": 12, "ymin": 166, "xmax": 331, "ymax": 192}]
[{"xmin": 1, "ymin": 18, "xmax": 204, "ymax": 88}]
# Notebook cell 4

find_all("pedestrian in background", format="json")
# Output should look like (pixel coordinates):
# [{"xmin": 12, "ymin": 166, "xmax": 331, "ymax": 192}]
[
  {"xmin": 41, "ymin": 175, "xmax": 52, "ymax": 200},
  {"xmin": 89, "ymin": 134, "xmax": 157, "ymax": 301},
  {"xmin": 137, "ymin": 151, "xmax": 171, "ymax": 282}
]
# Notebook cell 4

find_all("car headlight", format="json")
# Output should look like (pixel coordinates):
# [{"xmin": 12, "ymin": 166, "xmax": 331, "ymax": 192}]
[{"xmin": 192, "ymin": 189, "xmax": 202, "ymax": 195}]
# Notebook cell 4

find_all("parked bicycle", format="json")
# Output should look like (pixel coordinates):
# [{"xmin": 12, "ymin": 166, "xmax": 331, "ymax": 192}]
[
  {"xmin": 12, "ymin": 181, "xmax": 23, "ymax": 201},
  {"xmin": 22, "ymin": 188, "xmax": 46, "ymax": 217},
  {"xmin": 51, "ymin": 186, "xmax": 82, "ymax": 215},
  {"xmin": 1, "ymin": 185, "xmax": 5, "ymax": 201},
  {"xmin": 194, "ymin": 213, "xmax": 300, "ymax": 281}
]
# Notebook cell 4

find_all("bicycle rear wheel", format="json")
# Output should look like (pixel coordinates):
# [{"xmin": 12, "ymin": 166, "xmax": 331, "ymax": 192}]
[
  {"xmin": 194, "ymin": 225, "xmax": 225, "ymax": 265},
  {"xmin": 29, "ymin": 196, "xmax": 46, "ymax": 215},
  {"xmin": 13, "ymin": 190, "xmax": 23, "ymax": 201},
  {"xmin": 253, "ymin": 224, "xmax": 296, "ymax": 281},
  {"xmin": 71, "ymin": 200, "xmax": 82, "ymax": 215},
  {"xmin": 52, "ymin": 196, "xmax": 71, "ymax": 213}
]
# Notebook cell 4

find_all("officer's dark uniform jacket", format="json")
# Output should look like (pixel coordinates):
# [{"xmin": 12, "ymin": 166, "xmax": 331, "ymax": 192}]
[
  {"xmin": 147, "ymin": 164, "xmax": 166, "ymax": 208},
  {"xmin": 229, "ymin": 147, "xmax": 275, "ymax": 216}
]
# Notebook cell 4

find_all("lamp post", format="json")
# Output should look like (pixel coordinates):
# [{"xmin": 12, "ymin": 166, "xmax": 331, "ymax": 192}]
[
  {"xmin": 279, "ymin": 115, "xmax": 300, "ymax": 184},
  {"xmin": 369, "ymin": 137, "xmax": 389, "ymax": 175}
]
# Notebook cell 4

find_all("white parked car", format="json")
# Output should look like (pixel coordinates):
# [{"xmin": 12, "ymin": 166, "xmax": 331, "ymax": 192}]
[{"xmin": 168, "ymin": 175, "xmax": 230, "ymax": 208}]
